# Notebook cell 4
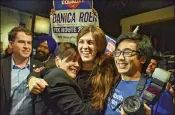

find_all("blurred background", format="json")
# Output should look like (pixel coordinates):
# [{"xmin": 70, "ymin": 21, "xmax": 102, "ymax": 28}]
[{"xmin": 1, "ymin": 0, "xmax": 175, "ymax": 62}]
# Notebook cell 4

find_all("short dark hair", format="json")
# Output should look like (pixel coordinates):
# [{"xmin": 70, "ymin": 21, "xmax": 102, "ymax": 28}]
[
  {"xmin": 56, "ymin": 42, "xmax": 79, "ymax": 62},
  {"xmin": 151, "ymin": 55, "xmax": 162, "ymax": 66},
  {"xmin": 8, "ymin": 26, "xmax": 32, "ymax": 41},
  {"xmin": 115, "ymin": 32, "xmax": 153, "ymax": 73},
  {"xmin": 150, "ymin": 50, "xmax": 162, "ymax": 66}
]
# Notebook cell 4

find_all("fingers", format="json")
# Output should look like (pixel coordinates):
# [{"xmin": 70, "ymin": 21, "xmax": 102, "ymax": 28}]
[
  {"xmin": 51, "ymin": 8, "xmax": 55, "ymax": 12},
  {"xmin": 50, "ymin": 8, "xmax": 56, "ymax": 15},
  {"xmin": 166, "ymin": 83, "xmax": 175, "ymax": 96},
  {"xmin": 31, "ymin": 89, "xmax": 42, "ymax": 95},
  {"xmin": 169, "ymin": 85, "xmax": 175, "ymax": 97},
  {"xmin": 36, "ymin": 79, "xmax": 47, "ymax": 90},
  {"xmin": 120, "ymin": 107, "xmax": 126, "ymax": 115},
  {"xmin": 40, "ymin": 79, "xmax": 49, "ymax": 86},
  {"xmin": 28, "ymin": 77, "xmax": 48, "ymax": 94},
  {"xmin": 121, "ymin": 106, "xmax": 127, "ymax": 115},
  {"xmin": 92, "ymin": 8, "xmax": 97, "ymax": 16},
  {"xmin": 144, "ymin": 104, "xmax": 151, "ymax": 115}
]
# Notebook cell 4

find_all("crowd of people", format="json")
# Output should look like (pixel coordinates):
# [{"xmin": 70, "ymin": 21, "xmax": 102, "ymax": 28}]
[{"xmin": 0, "ymin": 20, "xmax": 175, "ymax": 115}]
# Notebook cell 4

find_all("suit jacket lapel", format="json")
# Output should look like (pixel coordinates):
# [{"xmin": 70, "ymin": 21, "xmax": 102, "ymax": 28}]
[
  {"xmin": 3, "ymin": 57, "xmax": 12, "ymax": 103},
  {"xmin": 30, "ymin": 58, "xmax": 38, "ymax": 72},
  {"xmin": 30, "ymin": 58, "xmax": 34, "ymax": 72}
]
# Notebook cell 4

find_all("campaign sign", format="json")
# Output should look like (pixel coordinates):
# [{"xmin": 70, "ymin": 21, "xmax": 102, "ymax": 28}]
[
  {"xmin": 54, "ymin": 0, "xmax": 91, "ymax": 10},
  {"xmin": 51, "ymin": 0, "xmax": 99, "ymax": 43},
  {"xmin": 105, "ymin": 35, "xmax": 116, "ymax": 55}
]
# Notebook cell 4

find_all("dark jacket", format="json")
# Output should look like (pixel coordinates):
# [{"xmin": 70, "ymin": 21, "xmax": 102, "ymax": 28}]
[
  {"xmin": 0, "ymin": 57, "xmax": 44, "ymax": 115},
  {"xmin": 38, "ymin": 67, "xmax": 96, "ymax": 115}
]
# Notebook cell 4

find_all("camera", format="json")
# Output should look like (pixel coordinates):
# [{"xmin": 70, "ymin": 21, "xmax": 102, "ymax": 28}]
[
  {"xmin": 123, "ymin": 68, "xmax": 172, "ymax": 115},
  {"xmin": 123, "ymin": 96, "xmax": 145, "ymax": 115}
]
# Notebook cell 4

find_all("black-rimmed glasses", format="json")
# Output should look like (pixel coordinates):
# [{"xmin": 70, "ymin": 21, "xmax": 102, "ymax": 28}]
[{"xmin": 113, "ymin": 49, "xmax": 140, "ymax": 57}]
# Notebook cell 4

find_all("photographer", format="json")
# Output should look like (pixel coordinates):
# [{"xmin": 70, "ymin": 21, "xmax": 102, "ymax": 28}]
[
  {"xmin": 104, "ymin": 32, "xmax": 174, "ymax": 115},
  {"xmin": 146, "ymin": 51, "xmax": 162, "ymax": 77}
]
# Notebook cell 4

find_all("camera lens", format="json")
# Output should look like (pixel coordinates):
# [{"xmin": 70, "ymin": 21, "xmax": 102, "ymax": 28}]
[{"xmin": 123, "ymin": 96, "xmax": 144, "ymax": 115}]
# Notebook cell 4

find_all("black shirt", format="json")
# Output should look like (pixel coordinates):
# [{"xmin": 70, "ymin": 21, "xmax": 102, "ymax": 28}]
[{"xmin": 76, "ymin": 70, "xmax": 93, "ymax": 102}]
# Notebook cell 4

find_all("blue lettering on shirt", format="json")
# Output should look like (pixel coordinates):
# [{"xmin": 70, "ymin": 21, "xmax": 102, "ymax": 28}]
[{"xmin": 104, "ymin": 80, "xmax": 139, "ymax": 115}]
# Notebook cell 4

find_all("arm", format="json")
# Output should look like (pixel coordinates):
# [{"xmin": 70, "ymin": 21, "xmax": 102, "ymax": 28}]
[
  {"xmin": 27, "ymin": 68, "xmax": 49, "ymax": 94},
  {"xmin": 41, "ymin": 84, "xmax": 96, "ymax": 115},
  {"xmin": 40, "ymin": 68, "xmax": 97, "ymax": 115},
  {"xmin": 152, "ymin": 89, "xmax": 174, "ymax": 115}
]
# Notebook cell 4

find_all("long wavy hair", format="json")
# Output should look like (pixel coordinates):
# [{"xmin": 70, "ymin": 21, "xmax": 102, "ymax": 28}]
[{"xmin": 91, "ymin": 54, "xmax": 118, "ymax": 110}]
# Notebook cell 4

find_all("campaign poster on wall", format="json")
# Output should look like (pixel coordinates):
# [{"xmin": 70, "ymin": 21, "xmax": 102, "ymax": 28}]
[{"xmin": 50, "ymin": 0, "xmax": 99, "ymax": 43}]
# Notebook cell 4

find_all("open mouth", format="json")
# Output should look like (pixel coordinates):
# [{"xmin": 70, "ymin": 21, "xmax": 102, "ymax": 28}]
[
  {"xmin": 81, "ymin": 51, "xmax": 91, "ymax": 56},
  {"xmin": 38, "ymin": 51, "xmax": 45, "ymax": 56},
  {"xmin": 118, "ymin": 63, "xmax": 127, "ymax": 68}
]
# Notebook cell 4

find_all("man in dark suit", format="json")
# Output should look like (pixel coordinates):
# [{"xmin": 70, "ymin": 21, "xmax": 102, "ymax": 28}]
[{"xmin": 0, "ymin": 26, "xmax": 44, "ymax": 115}]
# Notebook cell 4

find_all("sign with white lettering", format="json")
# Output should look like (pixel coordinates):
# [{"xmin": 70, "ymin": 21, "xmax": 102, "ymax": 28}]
[{"xmin": 51, "ymin": 0, "xmax": 99, "ymax": 43}]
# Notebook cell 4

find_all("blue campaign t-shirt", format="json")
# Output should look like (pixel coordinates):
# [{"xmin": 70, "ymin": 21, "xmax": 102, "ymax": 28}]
[{"xmin": 104, "ymin": 80, "xmax": 139, "ymax": 115}]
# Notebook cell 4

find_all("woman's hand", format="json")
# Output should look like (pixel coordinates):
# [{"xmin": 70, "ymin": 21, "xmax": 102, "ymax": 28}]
[
  {"xmin": 28, "ymin": 77, "xmax": 48, "ymax": 94},
  {"xmin": 92, "ymin": 8, "xmax": 97, "ymax": 16}
]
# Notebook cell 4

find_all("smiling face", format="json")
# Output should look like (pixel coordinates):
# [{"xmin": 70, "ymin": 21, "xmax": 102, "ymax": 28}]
[
  {"xmin": 55, "ymin": 43, "xmax": 81, "ymax": 79},
  {"xmin": 10, "ymin": 31, "xmax": 32, "ymax": 59},
  {"xmin": 56, "ymin": 54, "xmax": 81, "ymax": 79},
  {"xmin": 114, "ymin": 39, "xmax": 145, "ymax": 76},
  {"xmin": 35, "ymin": 41, "xmax": 50, "ymax": 62},
  {"xmin": 78, "ymin": 32, "xmax": 97, "ymax": 63},
  {"xmin": 37, "ymin": 41, "xmax": 49, "ymax": 57}
]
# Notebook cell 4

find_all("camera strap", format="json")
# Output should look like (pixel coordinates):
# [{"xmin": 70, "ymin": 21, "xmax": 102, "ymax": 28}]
[
  {"xmin": 109, "ymin": 74, "xmax": 147, "ymax": 111},
  {"xmin": 111, "ymin": 74, "xmax": 147, "ymax": 97},
  {"xmin": 136, "ymin": 74, "xmax": 147, "ymax": 97}
]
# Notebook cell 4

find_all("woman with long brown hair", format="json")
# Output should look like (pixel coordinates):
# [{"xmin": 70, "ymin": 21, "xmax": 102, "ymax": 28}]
[
  {"xmin": 91, "ymin": 54, "xmax": 118, "ymax": 110},
  {"xmin": 28, "ymin": 25, "xmax": 118, "ymax": 113}
]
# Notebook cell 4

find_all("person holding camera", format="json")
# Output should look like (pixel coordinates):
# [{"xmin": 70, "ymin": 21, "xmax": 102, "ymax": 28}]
[
  {"xmin": 146, "ymin": 51, "xmax": 162, "ymax": 77},
  {"xmin": 104, "ymin": 32, "xmax": 174, "ymax": 115}
]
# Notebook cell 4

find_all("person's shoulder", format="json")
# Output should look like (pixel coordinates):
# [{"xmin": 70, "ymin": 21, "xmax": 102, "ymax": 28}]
[
  {"xmin": 1, "ymin": 58, "xmax": 6, "ymax": 63},
  {"xmin": 1, "ymin": 56, "xmax": 11, "ymax": 61},
  {"xmin": 44, "ymin": 68, "xmax": 76, "ymax": 86},
  {"xmin": 45, "ymin": 68, "xmax": 68, "ymax": 80},
  {"xmin": 0, "ymin": 57, "xmax": 11, "ymax": 65},
  {"xmin": 146, "ymin": 77, "xmax": 152, "ymax": 84},
  {"xmin": 30, "ymin": 57, "xmax": 44, "ymax": 66}
]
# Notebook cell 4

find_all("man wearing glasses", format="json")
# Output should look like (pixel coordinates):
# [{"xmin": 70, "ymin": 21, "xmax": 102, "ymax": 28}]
[{"xmin": 104, "ymin": 32, "xmax": 174, "ymax": 115}]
